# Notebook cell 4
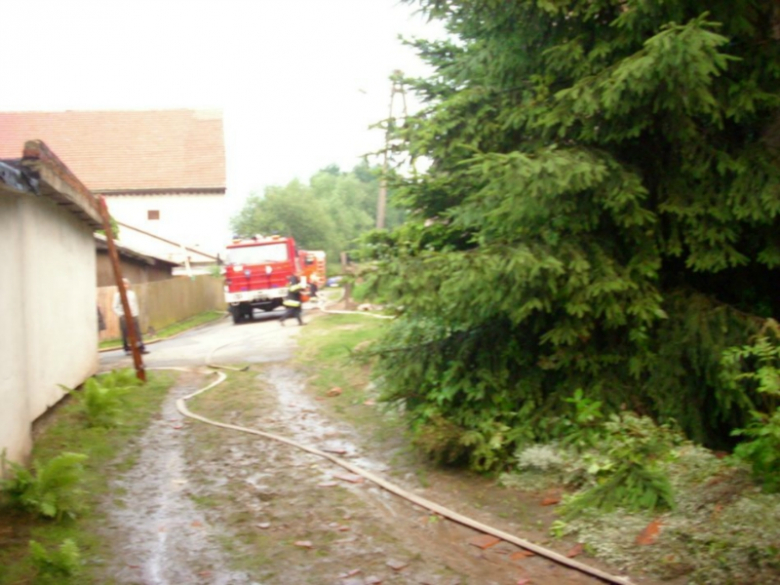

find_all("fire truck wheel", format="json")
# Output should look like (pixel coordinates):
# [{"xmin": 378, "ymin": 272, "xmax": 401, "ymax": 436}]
[{"xmin": 230, "ymin": 305, "xmax": 244, "ymax": 324}]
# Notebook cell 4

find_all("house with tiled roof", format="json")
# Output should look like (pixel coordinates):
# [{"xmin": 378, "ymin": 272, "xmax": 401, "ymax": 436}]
[{"xmin": 0, "ymin": 109, "xmax": 227, "ymax": 262}]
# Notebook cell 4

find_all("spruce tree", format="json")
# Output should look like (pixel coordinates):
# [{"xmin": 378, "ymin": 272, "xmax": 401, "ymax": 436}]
[{"xmin": 368, "ymin": 0, "xmax": 780, "ymax": 466}]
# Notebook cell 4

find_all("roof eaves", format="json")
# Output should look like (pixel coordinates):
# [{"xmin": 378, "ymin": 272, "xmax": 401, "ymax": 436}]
[
  {"xmin": 94, "ymin": 233, "xmax": 181, "ymax": 267},
  {"xmin": 98, "ymin": 187, "xmax": 226, "ymax": 196},
  {"xmin": 21, "ymin": 140, "xmax": 103, "ymax": 230}
]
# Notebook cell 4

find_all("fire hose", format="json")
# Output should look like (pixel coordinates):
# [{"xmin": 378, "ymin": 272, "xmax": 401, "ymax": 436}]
[{"xmin": 161, "ymin": 334, "xmax": 636, "ymax": 585}]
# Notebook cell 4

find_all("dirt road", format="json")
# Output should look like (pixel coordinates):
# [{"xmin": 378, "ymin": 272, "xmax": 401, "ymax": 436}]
[{"xmin": 96, "ymin": 311, "xmax": 650, "ymax": 585}]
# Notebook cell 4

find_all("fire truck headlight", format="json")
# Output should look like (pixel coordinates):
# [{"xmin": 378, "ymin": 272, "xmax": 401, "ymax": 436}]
[{"xmin": 265, "ymin": 265, "xmax": 272, "ymax": 274}]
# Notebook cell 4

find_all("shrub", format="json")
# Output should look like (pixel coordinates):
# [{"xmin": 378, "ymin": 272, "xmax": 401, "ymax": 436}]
[
  {"xmin": 559, "ymin": 413, "xmax": 678, "ymax": 516},
  {"xmin": 1, "ymin": 452, "xmax": 88, "ymax": 520},
  {"xmin": 64, "ymin": 368, "xmax": 141, "ymax": 427},
  {"xmin": 29, "ymin": 539, "xmax": 81, "ymax": 583},
  {"xmin": 411, "ymin": 413, "xmax": 470, "ymax": 466},
  {"xmin": 555, "ymin": 388, "xmax": 605, "ymax": 451},
  {"xmin": 732, "ymin": 407, "xmax": 780, "ymax": 493},
  {"xmin": 722, "ymin": 331, "xmax": 780, "ymax": 492}
]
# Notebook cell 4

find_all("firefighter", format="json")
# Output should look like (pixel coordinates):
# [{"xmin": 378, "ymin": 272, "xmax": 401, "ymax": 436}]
[
  {"xmin": 308, "ymin": 275, "xmax": 320, "ymax": 300},
  {"xmin": 279, "ymin": 275, "xmax": 305, "ymax": 326},
  {"xmin": 112, "ymin": 278, "xmax": 150, "ymax": 354}
]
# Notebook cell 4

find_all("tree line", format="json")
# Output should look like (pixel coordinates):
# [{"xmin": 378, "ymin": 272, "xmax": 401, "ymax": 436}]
[{"xmin": 230, "ymin": 162, "xmax": 405, "ymax": 264}]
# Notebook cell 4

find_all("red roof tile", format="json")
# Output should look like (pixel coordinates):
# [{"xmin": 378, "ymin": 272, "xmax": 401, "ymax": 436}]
[{"xmin": 0, "ymin": 109, "xmax": 225, "ymax": 192}]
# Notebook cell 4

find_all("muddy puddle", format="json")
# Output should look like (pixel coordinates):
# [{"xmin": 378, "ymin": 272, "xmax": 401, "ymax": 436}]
[
  {"xmin": 98, "ymin": 371, "xmax": 254, "ymax": 585},
  {"xmin": 267, "ymin": 365, "xmax": 389, "ymax": 474}
]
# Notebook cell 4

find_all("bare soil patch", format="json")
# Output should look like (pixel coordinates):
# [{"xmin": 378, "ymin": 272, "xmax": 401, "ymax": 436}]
[{"xmin": 96, "ymin": 369, "xmax": 251, "ymax": 585}]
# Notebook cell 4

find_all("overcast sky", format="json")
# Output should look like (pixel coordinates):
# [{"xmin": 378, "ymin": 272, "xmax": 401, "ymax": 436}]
[{"xmin": 0, "ymin": 0, "xmax": 443, "ymax": 217}]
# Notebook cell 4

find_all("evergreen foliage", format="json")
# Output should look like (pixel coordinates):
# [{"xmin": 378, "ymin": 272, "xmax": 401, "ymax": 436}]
[{"xmin": 366, "ymin": 0, "xmax": 780, "ymax": 467}]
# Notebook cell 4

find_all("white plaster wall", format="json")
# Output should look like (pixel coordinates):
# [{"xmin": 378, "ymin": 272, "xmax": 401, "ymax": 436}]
[
  {"xmin": 0, "ymin": 195, "xmax": 30, "ymax": 466},
  {"xmin": 0, "ymin": 192, "xmax": 98, "ymax": 467},
  {"xmin": 104, "ymin": 193, "xmax": 229, "ymax": 258}
]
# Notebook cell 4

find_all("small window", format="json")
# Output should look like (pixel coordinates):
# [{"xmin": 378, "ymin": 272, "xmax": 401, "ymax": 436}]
[{"xmin": 148, "ymin": 210, "xmax": 160, "ymax": 220}]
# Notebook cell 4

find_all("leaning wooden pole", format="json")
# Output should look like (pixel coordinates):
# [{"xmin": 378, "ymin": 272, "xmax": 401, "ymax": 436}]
[{"xmin": 98, "ymin": 196, "xmax": 146, "ymax": 382}]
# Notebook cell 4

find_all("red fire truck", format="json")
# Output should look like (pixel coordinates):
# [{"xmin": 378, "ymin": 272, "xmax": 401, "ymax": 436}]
[{"xmin": 223, "ymin": 235, "xmax": 303, "ymax": 324}]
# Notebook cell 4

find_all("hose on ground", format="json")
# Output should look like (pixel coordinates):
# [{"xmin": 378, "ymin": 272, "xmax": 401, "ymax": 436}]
[
  {"xmin": 169, "ymin": 343, "xmax": 636, "ymax": 585},
  {"xmin": 316, "ymin": 288, "xmax": 395, "ymax": 320}
]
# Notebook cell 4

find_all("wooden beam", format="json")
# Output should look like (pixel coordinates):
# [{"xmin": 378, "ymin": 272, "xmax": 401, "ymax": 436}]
[{"xmin": 99, "ymin": 196, "xmax": 146, "ymax": 382}]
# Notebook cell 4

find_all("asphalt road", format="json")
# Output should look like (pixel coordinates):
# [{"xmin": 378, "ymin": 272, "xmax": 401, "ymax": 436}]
[{"xmin": 99, "ymin": 307, "xmax": 307, "ymax": 372}]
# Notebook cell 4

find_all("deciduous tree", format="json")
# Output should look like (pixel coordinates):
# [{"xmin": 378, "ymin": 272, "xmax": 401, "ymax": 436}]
[{"xmin": 231, "ymin": 162, "xmax": 402, "ymax": 262}]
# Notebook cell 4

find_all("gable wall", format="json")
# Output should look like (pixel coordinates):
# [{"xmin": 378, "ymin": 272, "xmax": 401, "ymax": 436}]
[
  {"xmin": 0, "ymin": 190, "xmax": 97, "ymax": 466},
  {"xmin": 105, "ymin": 192, "xmax": 228, "ymax": 258},
  {"xmin": 0, "ymin": 194, "xmax": 29, "ymax": 467}
]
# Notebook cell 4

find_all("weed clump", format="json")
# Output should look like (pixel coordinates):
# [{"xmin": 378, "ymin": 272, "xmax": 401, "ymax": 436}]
[
  {"xmin": 64, "ymin": 368, "xmax": 142, "ymax": 427},
  {"xmin": 505, "ymin": 434, "xmax": 780, "ymax": 583},
  {"xmin": 559, "ymin": 413, "xmax": 679, "ymax": 516},
  {"xmin": 721, "ymin": 333, "xmax": 780, "ymax": 493},
  {"xmin": 1, "ymin": 452, "xmax": 88, "ymax": 521},
  {"xmin": 29, "ymin": 538, "xmax": 82, "ymax": 583}
]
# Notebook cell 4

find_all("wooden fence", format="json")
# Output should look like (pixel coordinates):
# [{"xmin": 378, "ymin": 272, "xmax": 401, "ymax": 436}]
[{"xmin": 97, "ymin": 275, "xmax": 224, "ymax": 341}]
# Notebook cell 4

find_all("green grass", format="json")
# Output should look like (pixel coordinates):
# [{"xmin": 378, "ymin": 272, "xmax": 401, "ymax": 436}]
[
  {"xmin": 99, "ymin": 310, "xmax": 225, "ymax": 349},
  {"xmin": 296, "ymin": 313, "xmax": 388, "ymax": 425},
  {"xmin": 154, "ymin": 310, "xmax": 225, "ymax": 338},
  {"xmin": 292, "ymin": 312, "xmax": 423, "ymax": 472},
  {"xmin": 0, "ymin": 370, "xmax": 177, "ymax": 585}
]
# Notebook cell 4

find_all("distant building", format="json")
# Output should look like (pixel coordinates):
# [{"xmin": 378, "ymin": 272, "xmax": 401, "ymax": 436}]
[
  {"xmin": 94, "ymin": 233, "xmax": 180, "ymax": 287},
  {"xmin": 0, "ymin": 109, "xmax": 227, "ymax": 260}
]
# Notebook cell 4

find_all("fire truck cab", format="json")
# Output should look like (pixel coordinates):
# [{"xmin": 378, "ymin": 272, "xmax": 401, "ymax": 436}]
[{"xmin": 223, "ymin": 235, "xmax": 301, "ymax": 324}]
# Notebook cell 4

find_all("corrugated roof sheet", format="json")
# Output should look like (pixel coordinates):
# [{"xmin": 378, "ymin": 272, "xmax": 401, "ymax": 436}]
[{"xmin": 0, "ymin": 109, "xmax": 226, "ymax": 192}]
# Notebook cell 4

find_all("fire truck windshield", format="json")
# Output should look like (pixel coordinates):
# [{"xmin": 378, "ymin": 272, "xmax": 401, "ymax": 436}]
[{"xmin": 225, "ymin": 243, "xmax": 288, "ymax": 265}]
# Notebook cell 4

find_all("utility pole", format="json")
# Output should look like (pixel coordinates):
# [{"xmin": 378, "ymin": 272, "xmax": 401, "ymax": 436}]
[
  {"xmin": 376, "ymin": 71, "xmax": 408, "ymax": 230},
  {"xmin": 98, "ymin": 197, "xmax": 146, "ymax": 382}
]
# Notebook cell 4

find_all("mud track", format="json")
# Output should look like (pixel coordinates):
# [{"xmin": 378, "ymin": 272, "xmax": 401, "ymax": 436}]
[{"xmin": 95, "ymin": 315, "xmax": 659, "ymax": 585}]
